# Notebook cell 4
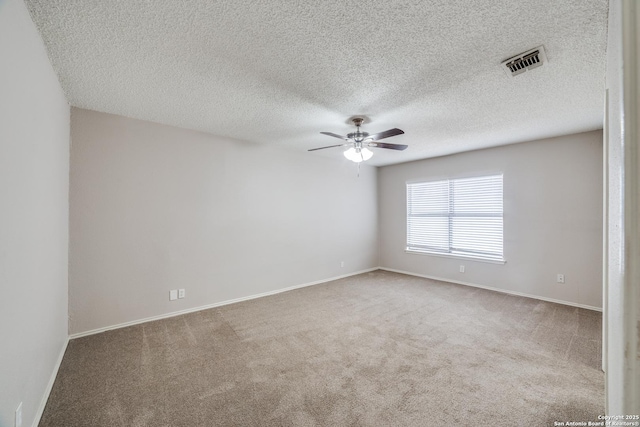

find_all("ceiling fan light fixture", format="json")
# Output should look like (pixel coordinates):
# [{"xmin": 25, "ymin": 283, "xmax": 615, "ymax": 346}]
[
  {"xmin": 343, "ymin": 147, "xmax": 373, "ymax": 163},
  {"xmin": 343, "ymin": 147, "xmax": 360, "ymax": 162}
]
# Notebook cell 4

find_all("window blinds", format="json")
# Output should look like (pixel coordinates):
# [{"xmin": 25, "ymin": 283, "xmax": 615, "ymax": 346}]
[{"xmin": 406, "ymin": 174, "xmax": 504, "ymax": 261}]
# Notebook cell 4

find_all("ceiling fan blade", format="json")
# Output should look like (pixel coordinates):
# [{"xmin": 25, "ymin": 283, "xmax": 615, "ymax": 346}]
[
  {"xmin": 368, "ymin": 142, "xmax": 408, "ymax": 151},
  {"xmin": 320, "ymin": 131, "xmax": 349, "ymax": 140},
  {"xmin": 365, "ymin": 128, "xmax": 404, "ymax": 141},
  {"xmin": 308, "ymin": 144, "xmax": 347, "ymax": 152}
]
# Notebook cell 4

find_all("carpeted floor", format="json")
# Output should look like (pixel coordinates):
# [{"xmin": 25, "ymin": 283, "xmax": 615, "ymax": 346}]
[{"xmin": 40, "ymin": 270, "xmax": 604, "ymax": 426}]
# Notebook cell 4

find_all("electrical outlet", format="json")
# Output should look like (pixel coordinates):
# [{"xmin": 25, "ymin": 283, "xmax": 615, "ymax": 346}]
[
  {"xmin": 459, "ymin": 265, "xmax": 465, "ymax": 273},
  {"xmin": 178, "ymin": 289, "xmax": 185, "ymax": 299},
  {"xmin": 340, "ymin": 261, "xmax": 344, "ymax": 268},
  {"xmin": 169, "ymin": 290, "xmax": 178, "ymax": 301},
  {"xmin": 15, "ymin": 402, "xmax": 22, "ymax": 427},
  {"xmin": 557, "ymin": 274, "xmax": 565, "ymax": 284}
]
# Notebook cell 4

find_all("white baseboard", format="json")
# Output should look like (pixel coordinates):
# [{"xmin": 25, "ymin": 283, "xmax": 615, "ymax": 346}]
[
  {"xmin": 32, "ymin": 336, "xmax": 69, "ymax": 427},
  {"xmin": 379, "ymin": 267, "xmax": 603, "ymax": 312},
  {"xmin": 70, "ymin": 267, "xmax": 379, "ymax": 339}
]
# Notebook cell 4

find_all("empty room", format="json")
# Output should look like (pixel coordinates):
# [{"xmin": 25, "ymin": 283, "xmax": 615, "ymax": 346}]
[{"xmin": 1, "ymin": 0, "xmax": 639, "ymax": 426}]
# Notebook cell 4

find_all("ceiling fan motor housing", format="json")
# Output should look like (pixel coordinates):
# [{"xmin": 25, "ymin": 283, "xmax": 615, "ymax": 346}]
[{"xmin": 347, "ymin": 131, "xmax": 369, "ymax": 143}]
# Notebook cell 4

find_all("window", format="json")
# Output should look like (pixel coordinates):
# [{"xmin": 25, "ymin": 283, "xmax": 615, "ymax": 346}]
[{"xmin": 406, "ymin": 174, "xmax": 504, "ymax": 262}]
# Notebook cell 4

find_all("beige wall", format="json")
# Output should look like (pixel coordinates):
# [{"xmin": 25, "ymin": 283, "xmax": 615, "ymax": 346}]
[
  {"xmin": 0, "ymin": 1, "xmax": 70, "ymax": 426},
  {"xmin": 69, "ymin": 108, "xmax": 378, "ymax": 335},
  {"xmin": 378, "ymin": 131, "xmax": 603, "ymax": 309}
]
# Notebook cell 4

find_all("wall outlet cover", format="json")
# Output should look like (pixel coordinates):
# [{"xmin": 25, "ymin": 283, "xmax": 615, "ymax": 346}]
[{"xmin": 178, "ymin": 289, "xmax": 185, "ymax": 299}]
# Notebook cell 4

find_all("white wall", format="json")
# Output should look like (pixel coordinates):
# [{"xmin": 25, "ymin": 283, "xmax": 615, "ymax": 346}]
[
  {"xmin": 604, "ymin": 0, "xmax": 640, "ymax": 415},
  {"xmin": 0, "ymin": 1, "xmax": 70, "ymax": 426},
  {"xmin": 69, "ymin": 108, "xmax": 378, "ymax": 335},
  {"xmin": 378, "ymin": 131, "xmax": 603, "ymax": 309}
]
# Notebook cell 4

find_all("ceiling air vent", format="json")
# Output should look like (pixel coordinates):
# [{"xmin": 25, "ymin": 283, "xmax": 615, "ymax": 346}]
[{"xmin": 501, "ymin": 46, "xmax": 547, "ymax": 77}]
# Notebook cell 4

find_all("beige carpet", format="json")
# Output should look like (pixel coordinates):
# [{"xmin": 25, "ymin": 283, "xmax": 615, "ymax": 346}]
[{"xmin": 40, "ymin": 270, "xmax": 604, "ymax": 426}]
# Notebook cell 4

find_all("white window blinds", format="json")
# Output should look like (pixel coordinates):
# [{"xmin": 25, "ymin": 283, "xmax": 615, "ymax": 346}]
[{"xmin": 406, "ymin": 174, "xmax": 504, "ymax": 261}]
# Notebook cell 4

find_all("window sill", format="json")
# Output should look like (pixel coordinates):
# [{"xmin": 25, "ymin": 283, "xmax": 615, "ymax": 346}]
[{"xmin": 405, "ymin": 249, "xmax": 506, "ymax": 265}]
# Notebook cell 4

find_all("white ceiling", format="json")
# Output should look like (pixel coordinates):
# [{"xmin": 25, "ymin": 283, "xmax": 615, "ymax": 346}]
[{"xmin": 25, "ymin": 0, "xmax": 608, "ymax": 166}]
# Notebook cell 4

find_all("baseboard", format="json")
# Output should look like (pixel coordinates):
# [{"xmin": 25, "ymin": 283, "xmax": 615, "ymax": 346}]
[
  {"xmin": 70, "ymin": 267, "xmax": 379, "ymax": 339},
  {"xmin": 32, "ymin": 336, "xmax": 69, "ymax": 427},
  {"xmin": 379, "ymin": 267, "xmax": 603, "ymax": 312}
]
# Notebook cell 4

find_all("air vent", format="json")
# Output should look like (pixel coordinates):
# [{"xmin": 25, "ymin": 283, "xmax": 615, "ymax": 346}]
[{"xmin": 501, "ymin": 46, "xmax": 547, "ymax": 77}]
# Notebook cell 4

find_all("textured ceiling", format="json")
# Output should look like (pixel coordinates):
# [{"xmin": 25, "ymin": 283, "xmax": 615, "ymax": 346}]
[{"xmin": 25, "ymin": 0, "xmax": 608, "ymax": 166}]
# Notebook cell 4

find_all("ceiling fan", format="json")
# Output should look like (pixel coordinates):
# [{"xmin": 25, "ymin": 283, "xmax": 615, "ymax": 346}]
[{"xmin": 309, "ymin": 117, "xmax": 407, "ymax": 163}]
